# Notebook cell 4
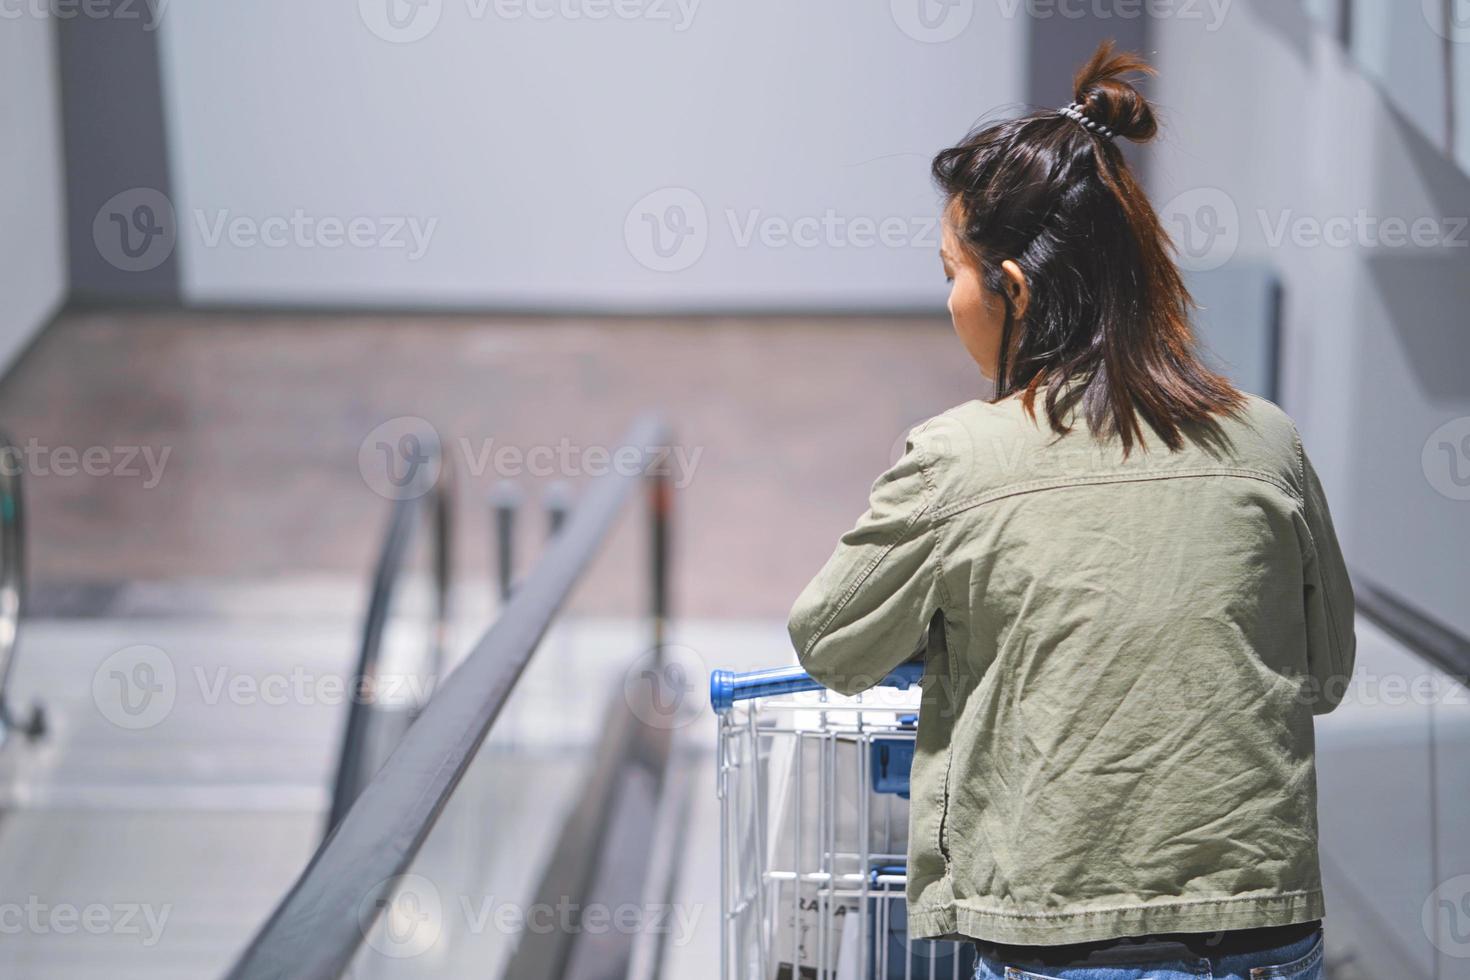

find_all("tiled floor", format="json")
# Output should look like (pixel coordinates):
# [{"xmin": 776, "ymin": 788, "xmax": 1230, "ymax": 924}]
[{"xmin": 0, "ymin": 311, "xmax": 981, "ymax": 618}]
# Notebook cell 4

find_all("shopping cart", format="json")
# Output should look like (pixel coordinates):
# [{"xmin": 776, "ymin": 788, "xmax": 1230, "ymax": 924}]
[{"xmin": 710, "ymin": 663, "xmax": 977, "ymax": 980}]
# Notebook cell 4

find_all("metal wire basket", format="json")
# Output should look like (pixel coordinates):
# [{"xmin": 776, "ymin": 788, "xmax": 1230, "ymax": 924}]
[{"xmin": 712, "ymin": 664, "xmax": 975, "ymax": 980}]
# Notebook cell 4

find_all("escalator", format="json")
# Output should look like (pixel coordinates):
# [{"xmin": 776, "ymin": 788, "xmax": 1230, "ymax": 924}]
[
  {"xmin": 227, "ymin": 414, "xmax": 691, "ymax": 980},
  {"xmin": 0, "ymin": 417, "xmax": 693, "ymax": 980}
]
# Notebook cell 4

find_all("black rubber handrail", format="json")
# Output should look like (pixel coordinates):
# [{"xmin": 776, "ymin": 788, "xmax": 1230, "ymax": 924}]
[
  {"xmin": 0, "ymin": 431, "xmax": 43, "ymax": 746},
  {"xmin": 1352, "ymin": 571, "xmax": 1469, "ymax": 685},
  {"xmin": 325, "ymin": 428, "xmax": 453, "ymax": 834},
  {"xmin": 226, "ymin": 414, "xmax": 671, "ymax": 980}
]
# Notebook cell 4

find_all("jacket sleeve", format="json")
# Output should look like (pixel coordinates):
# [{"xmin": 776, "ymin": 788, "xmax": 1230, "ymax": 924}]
[
  {"xmin": 1298, "ymin": 443, "xmax": 1356, "ymax": 715},
  {"xmin": 788, "ymin": 424, "xmax": 947, "ymax": 696}
]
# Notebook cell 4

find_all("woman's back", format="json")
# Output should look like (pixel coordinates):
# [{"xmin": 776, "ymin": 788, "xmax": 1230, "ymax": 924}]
[
  {"xmin": 789, "ymin": 392, "xmax": 1355, "ymax": 945},
  {"xmin": 787, "ymin": 39, "xmax": 1354, "ymax": 976}
]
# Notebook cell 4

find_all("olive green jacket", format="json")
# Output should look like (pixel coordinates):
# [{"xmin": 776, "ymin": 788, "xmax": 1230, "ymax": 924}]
[{"xmin": 788, "ymin": 393, "xmax": 1355, "ymax": 945}]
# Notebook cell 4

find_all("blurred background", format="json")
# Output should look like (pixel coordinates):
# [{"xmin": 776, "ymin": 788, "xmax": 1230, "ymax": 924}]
[{"xmin": 0, "ymin": 0, "xmax": 1467, "ymax": 977}]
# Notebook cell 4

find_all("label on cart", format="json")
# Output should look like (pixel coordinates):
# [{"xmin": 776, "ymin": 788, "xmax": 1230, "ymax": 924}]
[{"xmin": 870, "ymin": 738, "xmax": 914, "ymax": 798}]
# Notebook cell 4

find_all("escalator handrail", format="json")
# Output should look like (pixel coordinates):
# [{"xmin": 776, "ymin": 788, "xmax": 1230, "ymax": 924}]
[
  {"xmin": 1352, "ymin": 570, "xmax": 1470, "ymax": 684},
  {"xmin": 225, "ymin": 414, "xmax": 671, "ymax": 980},
  {"xmin": 0, "ymin": 432, "xmax": 26, "ymax": 745},
  {"xmin": 325, "ymin": 427, "xmax": 453, "ymax": 834}
]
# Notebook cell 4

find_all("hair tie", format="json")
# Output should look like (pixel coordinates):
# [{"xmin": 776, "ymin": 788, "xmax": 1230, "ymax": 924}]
[{"xmin": 1058, "ymin": 102, "xmax": 1116, "ymax": 141}]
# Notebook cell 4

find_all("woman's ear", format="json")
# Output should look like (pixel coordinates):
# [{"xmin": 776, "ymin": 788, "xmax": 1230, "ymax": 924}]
[{"xmin": 999, "ymin": 259, "xmax": 1029, "ymax": 319}]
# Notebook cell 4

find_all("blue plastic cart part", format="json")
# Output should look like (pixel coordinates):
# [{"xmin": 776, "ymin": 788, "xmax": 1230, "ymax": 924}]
[
  {"xmin": 871, "ymin": 737, "xmax": 916, "ymax": 798},
  {"xmin": 869, "ymin": 862, "xmax": 908, "ymax": 884},
  {"xmin": 709, "ymin": 662, "xmax": 924, "ymax": 714}
]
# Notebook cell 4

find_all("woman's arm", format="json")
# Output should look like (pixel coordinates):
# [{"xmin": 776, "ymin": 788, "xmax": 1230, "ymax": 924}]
[
  {"xmin": 787, "ymin": 424, "xmax": 947, "ymax": 696},
  {"xmin": 1299, "ymin": 444, "xmax": 1357, "ymax": 715}
]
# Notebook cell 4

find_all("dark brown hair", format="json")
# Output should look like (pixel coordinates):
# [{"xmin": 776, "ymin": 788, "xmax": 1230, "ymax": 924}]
[{"xmin": 932, "ymin": 41, "xmax": 1243, "ymax": 453}]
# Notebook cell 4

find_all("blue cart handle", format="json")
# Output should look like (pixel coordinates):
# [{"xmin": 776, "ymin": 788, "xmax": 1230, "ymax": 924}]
[{"xmin": 709, "ymin": 662, "xmax": 923, "ymax": 714}]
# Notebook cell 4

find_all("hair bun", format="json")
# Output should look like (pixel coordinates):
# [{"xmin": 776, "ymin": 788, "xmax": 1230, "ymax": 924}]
[{"xmin": 1072, "ymin": 40, "xmax": 1158, "ymax": 143}]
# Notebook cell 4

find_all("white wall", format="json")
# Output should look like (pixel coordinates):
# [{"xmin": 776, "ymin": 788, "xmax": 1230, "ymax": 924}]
[
  {"xmin": 154, "ymin": 0, "xmax": 1024, "ymax": 310},
  {"xmin": 1148, "ymin": 2, "xmax": 1470, "ymax": 635},
  {"xmin": 0, "ymin": 12, "xmax": 67, "ymax": 370}
]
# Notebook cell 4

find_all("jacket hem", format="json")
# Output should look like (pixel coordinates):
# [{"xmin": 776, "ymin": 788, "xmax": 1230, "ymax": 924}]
[{"xmin": 909, "ymin": 889, "xmax": 1326, "ymax": 946}]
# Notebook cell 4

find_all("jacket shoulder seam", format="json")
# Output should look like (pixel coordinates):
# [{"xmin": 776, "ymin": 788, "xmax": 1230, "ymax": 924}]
[
  {"xmin": 932, "ymin": 467, "xmax": 1297, "ymax": 522},
  {"xmin": 799, "ymin": 461, "xmax": 936, "ymax": 659},
  {"xmin": 1291, "ymin": 426, "xmax": 1308, "ymax": 503}
]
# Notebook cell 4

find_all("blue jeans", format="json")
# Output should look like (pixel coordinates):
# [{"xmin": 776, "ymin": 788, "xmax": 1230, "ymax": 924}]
[{"xmin": 974, "ymin": 929, "xmax": 1324, "ymax": 980}]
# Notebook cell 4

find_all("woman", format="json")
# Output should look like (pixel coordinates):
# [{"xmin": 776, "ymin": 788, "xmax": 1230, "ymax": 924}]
[{"xmin": 788, "ymin": 42, "xmax": 1354, "ymax": 980}]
